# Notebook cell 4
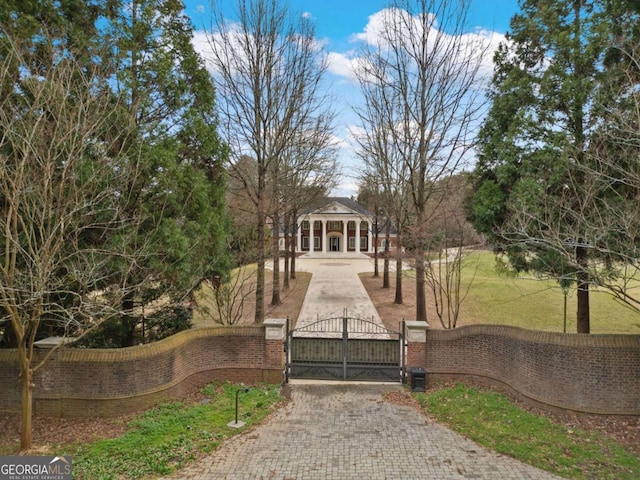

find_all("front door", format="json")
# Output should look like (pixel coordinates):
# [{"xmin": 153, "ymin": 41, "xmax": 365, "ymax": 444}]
[{"xmin": 330, "ymin": 236, "xmax": 339, "ymax": 252}]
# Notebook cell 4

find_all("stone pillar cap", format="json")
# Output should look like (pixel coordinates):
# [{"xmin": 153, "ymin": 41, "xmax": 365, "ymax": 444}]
[
  {"xmin": 264, "ymin": 318, "xmax": 287, "ymax": 340},
  {"xmin": 405, "ymin": 320, "xmax": 429, "ymax": 343}
]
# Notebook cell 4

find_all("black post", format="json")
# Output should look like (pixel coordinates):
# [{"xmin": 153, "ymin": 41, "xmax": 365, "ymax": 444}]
[
  {"xmin": 342, "ymin": 308, "xmax": 348, "ymax": 380},
  {"xmin": 234, "ymin": 387, "xmax": 249, "ymax": 425}
]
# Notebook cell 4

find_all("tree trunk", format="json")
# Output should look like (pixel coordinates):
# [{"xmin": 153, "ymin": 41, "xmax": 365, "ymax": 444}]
[
  {"xmin": 373, "ymin": 218, "xmax": 379, "ymax": 278},
  {"xmin": 290, "ymin": 213, "xmax": 298, "ymax": 280},
  {"xmin": 255, "ymin": 209, "xmax": 266, "ymax": 323},
  {"xmin": 283, "ymin": 213, "xmax": 290, "ymax": 290},
  {"xmin": 121, "ymin": 291, "xmax": 136, "ymax": 347},
  {"xmin": 271, "ymin": 256, "xmax": 281, "ymax": 305},
  {"xmin": 290, "ymin": 238, "xmax": 297, "ymax": 280},
  {"xmin": 20, "ymin": 354, "xmax": 33, "ymax": 451},
  {"xmin": 271, "ymin": 208, "xmax": 281, "ymax": 306},
  {"xmin": 415, "ymin": 247, "xmax": 427, "ymax": 323},
  {"xmin": 383, "ymin": 220, "xmax": 391, "ymax": 289},
  {"xmin": 576, "ymin": 246, "xmax": 590, "ymax": 333},
  {"xmin": 394, "ymin": 233, "xmax": 403, "ymax": 304}
]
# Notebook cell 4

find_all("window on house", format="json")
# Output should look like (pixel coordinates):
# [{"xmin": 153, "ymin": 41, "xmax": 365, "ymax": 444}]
[
  {"xmin": 302, "ymin": 220, "xmax": 309, "ymax": 230},
  {"xmin": 328, "ymin": 220, "xmax": 340, "ymax": 230},
  {"xmin": 302, "ymin": 237, "xmax": 309, "ymax": 249},
  {"xmin": 360, "ymin": 220, "xmax": 368, "ymax": 230},
  {"xmin": 348, "ymin": 220, "xmax": 355, "ymax": 230},
  {"xmin": 360, "ymin": 237, "xmax": 366, "ymax": 249},
  {"xmin": 314, "ymin": 236, "xmax": 320, "ymax": 249},
  {"xmin": 314, "ymin": 220, "xmax": 321, "ymax": 230},
  {"xmin": 348, "ymin": 237, "xmax": 355, "ymax": 249},
  {"xmin": 381, "ymin": 239, "xmax": 387, "ymax": 249},
  {"xmin": 279, "ymin": 238, "xmax": 285, "ymax": 249}
]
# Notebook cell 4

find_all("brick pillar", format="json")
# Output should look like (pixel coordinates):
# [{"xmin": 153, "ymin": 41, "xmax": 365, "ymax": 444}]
[
  {"xmin": 405, "ymin": 320, "xmax": 428, "ymax": 383},
  {"xmin": 263, "ymin": 318, "xmax": 287, "ymax": 383}
]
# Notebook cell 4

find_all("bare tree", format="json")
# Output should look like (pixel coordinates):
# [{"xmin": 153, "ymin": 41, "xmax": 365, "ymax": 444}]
[
  {"xmin": 0, "ymin": 36, "xmax": 156, "ymax": 450},
  {"xmin": 205, "ymin": 0, "xmax": 331, "ymax": 322},
  {"xmin": 355, "ymin": 0, "xmax": 488, "ymax": 322},
  {"xmin": 353, "ymin": 54, "xmax": 414, "ymax": 302},
  {"xmin": 356, "ymin": 178, "xmax": 384, "ymax": 278},
  {"xmin": 269, "ymin": 118, "xmax": 337, "ymax": 304},
  {"xmin": 422, "ymin": 176, "xmax": 480, "ymax": 328},
  {"xmin": 209, "ymin": 267, "xmax": 256, "ymax": 325},
  {"xmin": 353, "ymin": 123, "xmax": 411, "ymax": 301},
  {"xmin": 279, "ymin": 121, "xmax": 338, "ymax": 287}
]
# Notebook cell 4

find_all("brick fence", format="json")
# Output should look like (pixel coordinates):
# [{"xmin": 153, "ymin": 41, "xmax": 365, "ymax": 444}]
[
  {"xmin": 1, "ymin": 321, "xmax": 638, "ymax": 417},
  {"xmin": 405, "ymin": 323, "xmax": 640, "ymax": 415},
  {"xmin": 0, "ymin": 320, "xmax": 286, "ymax": 417}
]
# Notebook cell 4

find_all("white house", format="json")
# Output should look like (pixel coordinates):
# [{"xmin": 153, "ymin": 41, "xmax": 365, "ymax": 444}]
[{"xmin": 280, "ymin": 197, "xmax": 397, "ymax": 254}]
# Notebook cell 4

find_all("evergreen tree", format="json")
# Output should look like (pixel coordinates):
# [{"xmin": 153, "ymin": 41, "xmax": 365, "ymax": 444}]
[
  {"xmin": 99, "ymin": 0, "xmax": 229, "ymax": 346},
  {"xmin": 0, "ymin": 0, "xmax": 229, "ymax": 345},
  {"xmin": 468, "ymin": 0, "xmax": 638, "ymax": 332}
]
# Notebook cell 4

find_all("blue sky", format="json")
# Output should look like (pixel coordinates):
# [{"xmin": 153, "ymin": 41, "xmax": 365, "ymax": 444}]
[{"xmin": 184, "ymin": 0, "xmax": 523, "ymax": 196}]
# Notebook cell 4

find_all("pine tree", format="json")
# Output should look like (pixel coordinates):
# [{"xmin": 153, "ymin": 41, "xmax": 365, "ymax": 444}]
[{"xmin": 468, "ymin": 0, "xmax": 631, "ymax": 333}]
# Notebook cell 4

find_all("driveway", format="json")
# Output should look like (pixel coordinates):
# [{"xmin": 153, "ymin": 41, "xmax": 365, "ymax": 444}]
[
  {"xmin": 169, "ymin": 254, "xmax": 563, "ymax": 479},
  {"xmin": 160, "ymin": 383, "xmax": 562, "ymax": 480},
  {"xmin": 289, "ymin": 253, "xmax": 381, "ymax": 327}
]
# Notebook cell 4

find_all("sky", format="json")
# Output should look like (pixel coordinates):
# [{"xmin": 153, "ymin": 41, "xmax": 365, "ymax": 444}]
[{"xmin": 183, "ymin": 0, "xmax": 523, "ymax": 197}]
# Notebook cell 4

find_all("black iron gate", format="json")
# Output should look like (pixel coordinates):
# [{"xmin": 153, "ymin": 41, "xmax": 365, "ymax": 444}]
[{"xmin": 285, "ymin": 310, "xmax": 405, "ymax": 382}]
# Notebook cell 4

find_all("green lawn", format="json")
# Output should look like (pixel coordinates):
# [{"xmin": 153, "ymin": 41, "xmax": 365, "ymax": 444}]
[
  {"xmin": 417, "ymin": 383, "xmax": 639, "ymax": 479},
  {"xmin": 456, "ymin": 251, "xmax": 640, "ymax": 334},
  {"xmin": 69, "ymin": 382, "xmax": 282, "ymax": 480}
]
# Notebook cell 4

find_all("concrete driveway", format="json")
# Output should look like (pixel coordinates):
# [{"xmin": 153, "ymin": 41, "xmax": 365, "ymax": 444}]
[{"xmin": 293, "ymin": 253, "xmax": 380, "ymax": 327}]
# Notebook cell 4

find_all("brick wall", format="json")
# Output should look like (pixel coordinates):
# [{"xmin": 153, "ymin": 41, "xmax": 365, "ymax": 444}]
[
  {"xmin": 0, "ymin": 326, "xmax": 284, "ymax": 417},
  {"xmin": 415, "ymin": 325, "xmax": 640, "ymax": 415},
  {"xmin": 2, "ymin": 323, "xmax": 637, "ymax": 418}
]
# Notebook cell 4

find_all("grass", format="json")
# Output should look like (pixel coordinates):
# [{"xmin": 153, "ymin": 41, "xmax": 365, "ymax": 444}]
[
  {"xmin": 192, "ymin": 264, "xmax": 258, "ymax": 327},
  {"xmin": 416, "ymin": 383, "xmax": 640, "ymax": 479},
  {"xmin": 455, "ymin": 251, "xmax": 640, "ymax": 334},
  {"xmin": 191, "ymin": 264, "xmax": 312, "ymax": 328},
  {"xmin": 68, "ymin": 381, "xmax": 282, "ymax": 480}
]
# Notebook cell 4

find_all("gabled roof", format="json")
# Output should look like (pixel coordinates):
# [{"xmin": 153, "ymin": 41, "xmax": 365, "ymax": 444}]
[{"xmin": 302, "ymin": 197, "xmax": 373, "ymax": 217}]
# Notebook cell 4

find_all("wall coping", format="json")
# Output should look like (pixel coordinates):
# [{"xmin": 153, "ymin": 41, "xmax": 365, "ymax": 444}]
[
  {"xmin": 0, "ymin": 325, "xmax": 266, "ymax": 362},
  {"xmin": 427, "ymin": 324, "xmax": 640, "ymax": 348}
]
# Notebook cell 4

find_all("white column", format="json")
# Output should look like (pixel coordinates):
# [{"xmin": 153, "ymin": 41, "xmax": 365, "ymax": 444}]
[
  {"xmin": 309, "ymin": 216, "xmax": 314, "ymax": 253},
  {"xmin": 321, "ymin": 218, "xmax": 327, "ymax": 253},
  {"xmin": 342, "ymin": 220, "xmax": 348, "ymax": 252},
  {"xmin": 355, "ymin": 220, "xmax": 361, "ymax": 252},
  {"xmin": 296, "ymin": 219, "xmax": 301, "ymax": 252},
  {"xmin": 367, "ymin": 220, "xmax": 372, "ymax": 252}
]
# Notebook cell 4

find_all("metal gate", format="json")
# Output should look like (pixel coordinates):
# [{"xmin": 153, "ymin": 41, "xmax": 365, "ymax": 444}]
[{"xmin": 285, "ymin": 311, "xmax": 405, "ymax": 382}]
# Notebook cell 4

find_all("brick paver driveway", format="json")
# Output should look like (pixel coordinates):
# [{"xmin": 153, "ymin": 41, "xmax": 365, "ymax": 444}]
[{"xmin": 160, "ymin": 383, "xmax": 562, "ymax": 480}]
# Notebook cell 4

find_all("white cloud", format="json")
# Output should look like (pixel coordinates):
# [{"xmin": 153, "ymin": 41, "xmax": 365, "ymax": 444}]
[
  {"xmin": 327, "ymin": 51, "xmax": 360, "ymax": 81},
  {"xmin": 351, "ymin": 8, "xmax": 438, "ymax": 47},
  {"xmin": 325, "ymin": 7, "xmax": 506, "ymax": 86}
]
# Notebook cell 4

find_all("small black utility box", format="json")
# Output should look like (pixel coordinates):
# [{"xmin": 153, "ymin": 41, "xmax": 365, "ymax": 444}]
[{"xmin": 411, "ymin": 367, "xmax": 426, "ymax": 392}]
